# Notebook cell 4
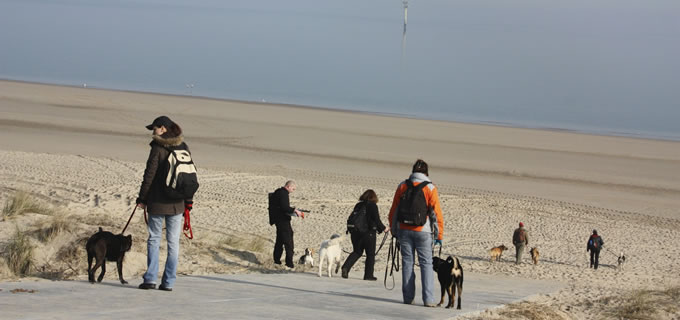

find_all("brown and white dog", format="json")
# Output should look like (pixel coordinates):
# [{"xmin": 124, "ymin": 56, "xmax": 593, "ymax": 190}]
[
  {"xmin": 489, "ymin": 245, "xmax": 508, "ymax": 262},
  {"xmin": 432, "ymin": 255, "xmax": 464, "ymax": 309},
  {"xmin": 529, "ymin": 247, "xmax": 540, "ymax": 265}
]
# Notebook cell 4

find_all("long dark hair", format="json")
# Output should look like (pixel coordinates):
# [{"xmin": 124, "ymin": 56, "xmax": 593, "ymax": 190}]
[
  {"xmin": 162, "ymin": 122, "xmax": 183, "ymax": 138},
  {"xmin": 359, "ymin": 189, "xmax": 378, "ymax": 203}
]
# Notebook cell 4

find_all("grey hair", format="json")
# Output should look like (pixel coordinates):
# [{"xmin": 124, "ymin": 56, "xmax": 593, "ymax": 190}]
[{"xmin": 284, "ymin": 180, "xmax": 296, "ymax": 188}]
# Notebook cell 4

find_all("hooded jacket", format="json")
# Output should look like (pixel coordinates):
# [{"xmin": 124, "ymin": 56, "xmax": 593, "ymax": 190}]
[
  {"xmin": 388, "ymin": 172, "xmax": 444, "ymax": 240},
  {"xmin": 137, "ymin": 134, "xmax": 192, "ymax": 215}
]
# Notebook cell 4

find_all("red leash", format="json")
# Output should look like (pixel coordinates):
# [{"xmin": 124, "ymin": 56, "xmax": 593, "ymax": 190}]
[{"xmin": 183, "ymin": 208, "xmax": 193, "ymax": 239}]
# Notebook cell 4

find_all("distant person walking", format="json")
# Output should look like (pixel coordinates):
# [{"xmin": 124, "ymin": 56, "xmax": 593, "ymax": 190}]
[
  {"xmin": 137, "ymin": 116, "xmax": 196, "ymax": 291},
  {"xmin": 341, "ymin": 189, "xmax": 387, "ymax": 281},
  {"xmin": 271, "ymin": 181, "xmax": 304, "ymax": 269},
  {"xmin": 587, "ymin": 229, "xmax": 604, "ymax": 269},
  {"xmin": 388, "ymin": 159, "xmax": 444, "ymax": 307},
  {"xmin": 512, "ymin": 222, "xmax": 529, "ymax": 264}
]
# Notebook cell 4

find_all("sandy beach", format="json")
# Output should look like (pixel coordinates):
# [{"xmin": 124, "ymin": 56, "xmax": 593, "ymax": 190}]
[{"xmin": 1, "ymin": 80, "xmax": 679, "ymax": 319}]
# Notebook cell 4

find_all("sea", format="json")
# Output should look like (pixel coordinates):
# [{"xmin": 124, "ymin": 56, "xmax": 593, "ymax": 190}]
[{"xmin": 1, "ymin": 0, "xmax": 679, "ymax": 140}]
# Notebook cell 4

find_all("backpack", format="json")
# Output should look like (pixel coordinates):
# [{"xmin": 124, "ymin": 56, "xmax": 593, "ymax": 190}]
[
  {"xmin": 268, "ymin": 192, "xmax": 279, "ymax": 226},
  {"xmin": 347, "ymin": 202, "xmax": 369, "ymax": 233},
  {"xmin": 163, "ymin": 145, "xmax": 199, "ymax": 200},
  {"xmin": 514, "ymin": 228, "xmax": 526, "ymax": 243},
  {"xmin": 591, "ymin": 237, "xmax": 599, "ymax": 249},
  {"xmin": 396, "ymin": 180, "xmax": 430, "ymax": 226}
]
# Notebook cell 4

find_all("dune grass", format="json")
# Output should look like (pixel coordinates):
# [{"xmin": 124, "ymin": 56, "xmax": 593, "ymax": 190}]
[
  {"xmin": 4, "ymin": 227, "xmax": 35, "ymax": 276},
  {"xmin": 2, "ymin": 191, "xmax": 52, "ymax": 219},
  {"xmin": 35, "ymin": 212, "xmax": 73, "ymax": 242},
  {"xmin": 603, "ymin": 287, "xmax": 680, "ymax": 320},
  {"xmin": 495, "ymin": 302, "xmax": 569, "ymax": 320},
  {"xmin": 220, "ymin": 235, "xmax": 268, "ymax": 253}
]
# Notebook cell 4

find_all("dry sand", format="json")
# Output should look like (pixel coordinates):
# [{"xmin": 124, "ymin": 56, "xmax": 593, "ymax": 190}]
[{"xmin": 1, "ymin": 80, "xmax": 679, "ymax": 319}]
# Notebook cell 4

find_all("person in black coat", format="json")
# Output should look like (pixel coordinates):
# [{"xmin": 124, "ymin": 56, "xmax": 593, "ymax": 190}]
[
  {"xmin": 272, "ymin": 180, "xmax": 303, "ymax": 269},
  {"xmin": 341, "ymin": 189, "xmax": 387, "ymax": 280},
  {"xmin": 587, "ymin": 229, "xmax": 604, "ymax": 269}
]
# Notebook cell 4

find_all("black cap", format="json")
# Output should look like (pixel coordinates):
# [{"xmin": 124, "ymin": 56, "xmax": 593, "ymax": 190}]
[{"xmin": 145, "ymin": 116, "xmax": 174, "ymax": 130}]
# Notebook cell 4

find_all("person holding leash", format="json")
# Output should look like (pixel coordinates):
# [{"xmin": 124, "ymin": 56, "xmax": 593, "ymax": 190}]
[
  {"xmin": 271, "ymin": 180, "xmax": 304, "ymax": 269},
  {"xmin": 587, "ymin": 229, "xmax": 604, "ymax": 269},
  {"xmin": 512, "ymin": 222, "xmax": 529, "ymax": 264},
  {"xmin": 388, "ymin": 159, "xmax": 445, "ymax": 307},
  {"xmin": 137, "ymin": 116, "xmax": 194, "ymax": 291},
  {"xmin": 341, "ymin": 189, "xmax": 388, "ymax": 281}
]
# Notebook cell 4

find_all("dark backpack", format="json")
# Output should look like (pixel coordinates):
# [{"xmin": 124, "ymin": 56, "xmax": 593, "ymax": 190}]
[
  {"xmin": 347, "ymin": 202, "xmax": 369, "ymax": 233},
  {"xmin": 268, "ymin": 192, "xmax": 278, "ymax": 226},
  {"xmin": 396, "ymin": 180, "xmax": 430, "ymax": 226},
  {"xmin": 514, "ymin": 229, "xmax": 526, "ymax": 244},
  {"xmin": 162, "ymin": 145, "xmax": 199, "ymax": 200}
]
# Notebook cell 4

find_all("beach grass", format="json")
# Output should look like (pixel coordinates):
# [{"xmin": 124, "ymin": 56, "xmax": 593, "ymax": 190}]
[
  {"xmin": 4, "ymin": 227, "xmax": 35, "ymax": 276},
  {"xmin": 2, "ymin": 191, "xmax": 52, "ymax": 218}
]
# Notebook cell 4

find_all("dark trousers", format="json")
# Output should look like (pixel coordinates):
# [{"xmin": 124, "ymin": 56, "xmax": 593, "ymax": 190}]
[
  {"xmin": 590, "ymin": 249, "xmax": 600, "ymax": 269},
  {"xmin": 274, "ymin": 221, "xmax": 294, "ymax": 268},
  {"xmin": 341, "ymin": 231, "xmax": 376, "ymax": 278}
]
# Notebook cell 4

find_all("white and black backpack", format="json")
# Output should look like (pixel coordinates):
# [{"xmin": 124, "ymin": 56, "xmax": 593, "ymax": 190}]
[{"xmin": 163, "ymin": 145, "xmax": 199, "ymax": 199}]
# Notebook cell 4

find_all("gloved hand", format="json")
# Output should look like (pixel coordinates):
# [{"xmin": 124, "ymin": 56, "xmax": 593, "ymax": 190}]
[
  {"xmin": 434, "ymin": 239, "xmax": 443, "ymax": 246},
  {"xmin": 184, "ymin": 200, "xmax": 193, "ymax": 212}
]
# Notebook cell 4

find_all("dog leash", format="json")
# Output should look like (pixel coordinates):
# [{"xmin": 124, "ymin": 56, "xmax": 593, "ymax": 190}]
[
  {"xmin": 121, "ymin": 206, "xmax": 148, "ymax": 234},
  {"xmin": 384, "ymin": 237, "xmax": 400, "ymax": 290},
  {"xmin": 183, "ymin": 207, "xmax": 193, "ymax": 239}
]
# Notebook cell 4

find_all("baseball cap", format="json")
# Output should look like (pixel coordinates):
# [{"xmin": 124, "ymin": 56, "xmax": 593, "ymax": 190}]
[{"xmin": 145, "ymin": 116, "xmax": 174, "ymax": 130}]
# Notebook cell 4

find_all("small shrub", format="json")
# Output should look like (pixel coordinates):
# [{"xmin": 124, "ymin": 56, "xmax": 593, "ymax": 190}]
[
  {"xmin": 36, "ymin": 212, "xmax": 72, "ymax": 242},
  {"xmin": 497, "ymin": 301, "xmax": 569, "ymax": 320},
  {"xmin": 5, "ymin": 227, "xmax": 34, "ymax": 276},
  {"xmin": 2, "ymin": 191, "xmax": 51, "ymax": 218}
]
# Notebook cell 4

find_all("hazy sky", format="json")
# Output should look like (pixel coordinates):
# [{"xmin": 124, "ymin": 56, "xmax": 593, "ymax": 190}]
[{"xmin": 1, "ymin": 0, "xmax": 679, "ymax": 138}]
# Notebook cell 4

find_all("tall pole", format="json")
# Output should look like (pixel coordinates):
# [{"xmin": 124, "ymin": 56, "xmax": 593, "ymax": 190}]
[{"xmin": 403, "ymin": 0, "xmax": 408, "ymax": 33}]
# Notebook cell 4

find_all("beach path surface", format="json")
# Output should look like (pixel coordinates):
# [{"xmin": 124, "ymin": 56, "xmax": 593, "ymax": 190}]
[{"xmin": 0, "ymin": 272, "xmax": 560, "ymax": 319}]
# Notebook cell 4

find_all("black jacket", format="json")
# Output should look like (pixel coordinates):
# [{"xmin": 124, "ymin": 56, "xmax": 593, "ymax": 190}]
[
  {"xmin": 273, "ymin": 187, "xmax": 295, "ymax": 223},
  {"xmin": 354, "ymin": 201, "xmax": 386, "ymax": 233},
  {"xmin": 587, "ymin": 235, "xmax": 604, "ymax": 252},
  {"xmin": 137, "ymin": 134, "xmax": 192, "ymax": 215}
]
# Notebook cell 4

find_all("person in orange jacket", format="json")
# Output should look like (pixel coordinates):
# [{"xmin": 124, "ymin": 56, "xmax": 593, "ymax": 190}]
[{"xmin": 388, "ymin": 159, "xmax": 444, "ymax": 307}]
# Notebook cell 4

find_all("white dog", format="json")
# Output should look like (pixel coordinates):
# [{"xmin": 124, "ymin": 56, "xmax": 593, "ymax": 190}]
[{"xmin": 318, "ymin": 234, "xmax": 345, "ymax": 278}]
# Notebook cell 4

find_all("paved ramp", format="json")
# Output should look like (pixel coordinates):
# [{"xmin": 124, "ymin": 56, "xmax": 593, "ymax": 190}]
[{"xmin": 0, "ymin": 272, "xmax": 561, "ymax": 319}]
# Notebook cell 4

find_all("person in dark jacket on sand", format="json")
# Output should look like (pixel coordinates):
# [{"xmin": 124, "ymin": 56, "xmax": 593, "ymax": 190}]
[
  {"xmin": 136, "ymin": 116, "xmax": 193, "ymax": 291},
  {"xmin": 272, "ymin": 180, "xmax": 304, "ymax": 269},
  {"xmin": 341, "ymin": 189, "xmax": 388, "ymax": 281},
  {"xmin": 587, "ymin": 229, "xmax": 604, "ymax": 270}
]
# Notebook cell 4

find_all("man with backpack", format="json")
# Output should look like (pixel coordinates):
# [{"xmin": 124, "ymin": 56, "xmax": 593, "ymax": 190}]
[
  {"xmin": 270, "ymin": 180, "xmax": 304, "ymax": 270},
  {"xmin": 587, "ymin": 229, "xmax": 604, "ymax": 269},
  {"xmin": 388, "ymin": 159, "xmax": 444, "ymax": 307},
  {"xmin": 137, "ymin": 116, "xmax": 198, "ymax": 291},
  {"xmin": 512, "ymin": 222, "xmax": 529, "ymax": 265}
]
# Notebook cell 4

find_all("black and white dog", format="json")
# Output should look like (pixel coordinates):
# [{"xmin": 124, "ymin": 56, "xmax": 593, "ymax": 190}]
[
  {"xmin": 432, "ymin": 255, "xmax": 464, "ymax": 309},
  {"xmin": 617, "ymin": 252, "xmax": 627, "ymax": 270}
]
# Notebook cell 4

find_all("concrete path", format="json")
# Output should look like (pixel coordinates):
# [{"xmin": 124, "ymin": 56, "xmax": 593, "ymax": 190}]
[{"xmin": 0, "ymin": 271, "xmax": 561, "ymax": 319}]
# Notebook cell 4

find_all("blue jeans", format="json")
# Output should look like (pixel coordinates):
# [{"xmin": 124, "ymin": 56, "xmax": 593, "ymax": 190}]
[
  {"xmin": 399, "ymin": 229, "xmax": 434, "ymax": 305},
  {"xmin": 143, "ymin": 213, "xmax": 182, "ymax": 288}
]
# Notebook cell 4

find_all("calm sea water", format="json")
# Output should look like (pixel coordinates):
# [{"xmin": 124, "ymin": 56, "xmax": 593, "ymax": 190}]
[{"xmin": 1, "ymin": 0, "xmax": 679, "ymax": 140}]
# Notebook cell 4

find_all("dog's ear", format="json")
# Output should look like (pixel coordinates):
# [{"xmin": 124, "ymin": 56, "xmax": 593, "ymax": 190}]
[
  {"xmin": 446, "ymin": 256, "xmax": 454, "ymax": 264},
  {"xmin": 98, "ymin": 227, "xmax": 103, "ymax": 232}
]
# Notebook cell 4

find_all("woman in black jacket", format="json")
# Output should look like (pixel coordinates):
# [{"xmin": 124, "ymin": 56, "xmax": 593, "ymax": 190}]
[{"xmin": 341, "ymin": 189, "xmax": 387, "ymax": 280}]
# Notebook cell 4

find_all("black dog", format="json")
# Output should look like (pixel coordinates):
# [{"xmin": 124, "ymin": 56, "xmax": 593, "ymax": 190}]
[
  {"xmin": 86, "ymin": 227, "xmax": 132, "ymax": 284},
  {"xmin": 432, "ymin": 255, "xmax": 464, "ymax": 309}
]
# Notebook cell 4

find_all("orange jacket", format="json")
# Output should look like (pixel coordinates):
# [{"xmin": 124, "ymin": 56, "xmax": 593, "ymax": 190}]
[{"xmin": 388, "ymin": 173, "xmax": 444, "ymax": 240}]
